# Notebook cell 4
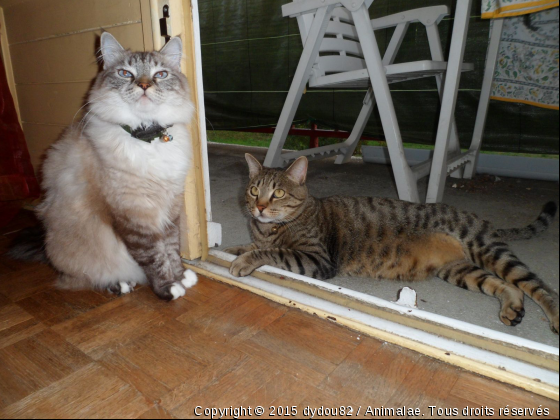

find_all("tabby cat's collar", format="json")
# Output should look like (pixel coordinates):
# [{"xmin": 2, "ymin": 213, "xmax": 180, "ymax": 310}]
[{"xmin": 121, "ymin": 124, "xmax": 174, "ymax": 143}]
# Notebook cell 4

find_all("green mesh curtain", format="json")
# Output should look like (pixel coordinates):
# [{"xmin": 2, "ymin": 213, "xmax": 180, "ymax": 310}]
[{"xmin": 199, "ymin": 0, "xmax": 559, "ymax": 155}]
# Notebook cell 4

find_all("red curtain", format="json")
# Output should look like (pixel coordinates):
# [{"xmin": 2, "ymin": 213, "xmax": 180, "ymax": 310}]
[{"xmin": 0, "ymin": 44, "xmax": 40, "ymax": 227}]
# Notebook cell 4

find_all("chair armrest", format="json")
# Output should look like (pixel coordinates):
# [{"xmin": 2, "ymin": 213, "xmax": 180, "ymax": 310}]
[
  {"xmin": 282, "ymin": 0, "xmax": 373, "ymax": 18},
  {"xmin": 371, "ymin": 6, "xmax": 449, "ymax": 30},
  {"xmin": 282, "ymin": 0, "xmax": 336, "ymax": 18}
]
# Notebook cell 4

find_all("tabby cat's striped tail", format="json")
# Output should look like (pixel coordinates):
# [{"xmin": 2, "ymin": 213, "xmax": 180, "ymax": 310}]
[{"xmin": 497, "ymin": 201, "xmax": 557, "ymax": 241}]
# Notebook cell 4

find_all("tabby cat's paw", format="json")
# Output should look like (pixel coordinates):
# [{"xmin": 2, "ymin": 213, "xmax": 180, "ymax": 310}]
[
  {"xmin": 550, "ymin": 316, "xmax": 559, "ymax": 335},
  {"xmin": 229, "ymin": 255, "xmax": 258, "ymax": 277},
  {"xmin": 107, "ymin": 281, "xmax": 136, "ymax": 296},
  {"xmin": 497, "ymin": 287, "xmax": 525, "ymax": 327},
  {"xmin": 549, "ymin": 298, "xmax": 559, "ymax": 334},
  {"xmin": 499, "ymin": 303, "xmax": 525, "ymax": 327}
]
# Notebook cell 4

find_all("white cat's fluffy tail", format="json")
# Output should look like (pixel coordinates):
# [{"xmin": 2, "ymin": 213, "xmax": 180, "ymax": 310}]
[{"xmin": 7, "ymin": 225, "xmax": 48, "ymax": 263}]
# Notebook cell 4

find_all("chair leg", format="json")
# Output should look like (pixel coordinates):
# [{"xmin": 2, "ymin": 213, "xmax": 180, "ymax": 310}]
[
  {"xmin": 426, "ymin": 0, "xmax": 473, "ymax": 203},
  {"xmin": 263, "ymin": 5, "xmax": 335, "ymax": 168},
  {"xmin": 435, "ymin": 75, "xmax": 464, "ymax": 179},
  {"xmin": 426, "ymin": 24, "xmax": 463, "ymax": 179},
  {"xmin": 335, "ymin": 21, "xmax": 409, "ymax": 166},
  {"xmin": 334, "ymin": 88, "xmax": 376, "ymax": 165},
  {"xmin": 463, "ymin": 18, "xmax": 504, "ymax": 179},
  {"xmin": 352, "ymin": 4, "xmax": 420, "ymax": 202}
]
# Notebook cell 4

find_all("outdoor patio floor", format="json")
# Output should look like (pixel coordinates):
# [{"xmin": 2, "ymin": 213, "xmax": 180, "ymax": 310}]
[{"xmin": 208, "ymin": 142, "xmax": 560, "ymax": 348}]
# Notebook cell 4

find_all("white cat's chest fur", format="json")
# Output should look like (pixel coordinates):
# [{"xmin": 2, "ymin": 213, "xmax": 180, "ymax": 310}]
[{"xmin": 87, "ymin": 119, "xmax": 191, "ymax": 229}]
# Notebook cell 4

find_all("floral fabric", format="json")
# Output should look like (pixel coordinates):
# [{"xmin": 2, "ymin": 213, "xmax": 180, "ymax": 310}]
[
  {"xmin": 484, "ymin": 4, "xmax": 559, "ymax": 109},
  {"xmin": 482, "ymin": 0, "xmax": 558, "ymax": 18}
]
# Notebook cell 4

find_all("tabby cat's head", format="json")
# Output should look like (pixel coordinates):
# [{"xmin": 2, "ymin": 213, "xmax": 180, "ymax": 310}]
[
  {"xmin": 88, "ymin": 32, "xmax": 192, "ymax": 128},
  {"xmin": 244, "ymin": 154, "xmax": 308, "ymax": 223}
]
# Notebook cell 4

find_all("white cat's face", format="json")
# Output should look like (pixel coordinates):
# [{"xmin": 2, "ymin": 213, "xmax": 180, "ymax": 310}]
[{"xmin": 88, "ymin": 33, "xmax": 192, "ymax": 128}]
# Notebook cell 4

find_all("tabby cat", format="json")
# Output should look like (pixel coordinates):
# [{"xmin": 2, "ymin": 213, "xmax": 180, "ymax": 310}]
[
  {"xmin": 9, "ymin": 33, "xmax": 197, "ymax": 300},
  {"xmin": 225, "ymin": 154, "xmax": 559, "ymax": 333}
]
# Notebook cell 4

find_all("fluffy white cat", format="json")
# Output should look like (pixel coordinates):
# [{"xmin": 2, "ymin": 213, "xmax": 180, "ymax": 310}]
[{"xmin": 13, "ymin": 33, "xmax": 198, "ymax": 300}]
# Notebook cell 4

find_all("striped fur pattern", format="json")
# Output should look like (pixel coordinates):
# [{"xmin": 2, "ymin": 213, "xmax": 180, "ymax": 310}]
[
  {"xmin": 226, "ymin": 154, "xmax": 559, "ymax": 333},
  {"xmin": 14, "ymin": 33, "xmax": 198, "ymax": 300},
  {"xmin": 498, "ymin": 201, "xmax": 557, "ymax": 240}
]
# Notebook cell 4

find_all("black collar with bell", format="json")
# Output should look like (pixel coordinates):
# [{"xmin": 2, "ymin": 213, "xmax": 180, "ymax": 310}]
[{"xmin": 121, "ymin": 124, "xmax": 174, "ymax": 143}]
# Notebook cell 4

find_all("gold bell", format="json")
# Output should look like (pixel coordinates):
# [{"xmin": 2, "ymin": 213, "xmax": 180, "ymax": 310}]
[
  {"xmin": 271, "ymin": 226, "xmax": 278, "ymax": 234},
  {"xmin": 162, "ymin": 134, "xmax": 171, "ymax": 142}
]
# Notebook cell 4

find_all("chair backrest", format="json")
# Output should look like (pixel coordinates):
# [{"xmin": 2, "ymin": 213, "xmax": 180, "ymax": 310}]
[
  {"xmin": 296, "ymin": 5, "xmax": 367, "ymax": 78},
  {"xmin": 295, "ymin": 2, "xmax": 451, "ymax": 81}
]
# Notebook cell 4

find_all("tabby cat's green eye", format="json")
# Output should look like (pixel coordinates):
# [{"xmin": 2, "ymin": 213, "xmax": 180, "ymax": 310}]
[
  {"xmin": 273, "ymin": 189, "xmax": 285, "ymax": 199},
  {"xmin": 250, "ymin": 186, "xmax": 259, "ymax": 196}
]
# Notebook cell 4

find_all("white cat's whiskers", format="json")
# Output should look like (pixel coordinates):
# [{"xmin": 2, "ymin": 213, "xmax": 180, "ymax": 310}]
[
  {"xmin": 184, "ymin": 101, "xmax": 206, "ymax": 134},
  {"xmin": 71, "ymin": 92, "xmax": 113, "ymax": 125},
  {"xmin": 76, "ymin": 95, "xmax": 111, "ymax": 134},
  {"xmin": 78, "ymin": 109, "xmax": 96, "ymax": 138}
]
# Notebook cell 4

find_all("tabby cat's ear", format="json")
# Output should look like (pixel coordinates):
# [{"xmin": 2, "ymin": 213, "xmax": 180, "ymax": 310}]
[
  {"xmin": 245, "ymin": 154, "xmax": 262, "ymax": 178},
  {"xmin": 285, "ymin": 156, "xmax": 308, "ymax": 185},
  {"xmin": 100, "ymin": 32, "xmax": 124, "ymax": 69},
  {"xmin": 160, "ymin": 37, "xmax": 183, "ymax": 69}
]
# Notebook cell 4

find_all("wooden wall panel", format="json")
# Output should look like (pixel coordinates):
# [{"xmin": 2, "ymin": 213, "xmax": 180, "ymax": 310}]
[
  {"xmin": 21, "ymin": 124, "xmax": 66, "ymax": 171},
  {"xmin": 3, "ymin": 0, "xmax": 141, "ymax": 45},
  {"xmin": 11, "ymin": 24, "xmax": 145, "ymax": 85},
  {"xmin": 0, "ymin": 0, "xmax": 150, "ymax": 175},
  {"xmin": 17, "ymin": 83, "xmax": 90, "ymax": 127}
]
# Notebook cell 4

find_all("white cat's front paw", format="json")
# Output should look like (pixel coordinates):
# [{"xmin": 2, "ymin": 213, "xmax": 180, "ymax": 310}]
[
  {"xmin": 119, "ymin": 282, "xmax": 133, "ymax": 294},
  {"xmin": 169, "ymin": 282, "xmax": 186, "ymax": 300},
  {"xmin": 107, "ymin": 281, "xmax": 136, "ymax": 296},
  {"xmin": 153, "ymin": 272, "xmax": 196, "ymax": 301},
  {"xmin": 181, "ymin": 269, "xmax": 198, "ymax": 289}
]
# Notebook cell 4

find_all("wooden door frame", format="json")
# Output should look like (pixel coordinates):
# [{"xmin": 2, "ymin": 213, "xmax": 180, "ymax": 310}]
[{"xmin": 146, "ymin": 0, "xmax": 216, "ymax": 261}]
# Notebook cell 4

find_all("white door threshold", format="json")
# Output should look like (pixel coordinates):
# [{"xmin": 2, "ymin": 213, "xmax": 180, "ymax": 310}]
[{"xmin": 184, "ymin": 250, "xmax": 559, "ymax": 400}]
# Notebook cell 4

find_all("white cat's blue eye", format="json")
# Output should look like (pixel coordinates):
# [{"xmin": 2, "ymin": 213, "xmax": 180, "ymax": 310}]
[
  {"xmin": 154, "ymin": 71, "xmax": 168, "ymax": 79},
  {"xmin": 118, "ymin": 69, "xmax": 133, "ymax": 78}
]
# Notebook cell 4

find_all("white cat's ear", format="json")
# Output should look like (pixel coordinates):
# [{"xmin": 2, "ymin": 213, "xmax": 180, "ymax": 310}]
[
  {"xmin": 100, "ymin": 32, "xmax": 124, "ymax": 69},
  {"xmin": 160, "ymin": 37, "xmax": 183, "ymax": 69},
  {"xmin": 245, "ymin": 154, "xmax": 262, "ymax": 178},
  {"xmin": 285, "ymin": 156, "xmax": 308, "ymax": 185}
]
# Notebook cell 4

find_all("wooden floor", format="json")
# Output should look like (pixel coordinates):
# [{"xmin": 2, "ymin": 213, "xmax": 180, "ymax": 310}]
[{"xmin": 0, "ymin": 211, "xmax": 558, "ymax": 419}]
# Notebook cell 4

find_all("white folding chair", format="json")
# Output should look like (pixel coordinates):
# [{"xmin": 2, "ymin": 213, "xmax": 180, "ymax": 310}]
[{"xmin": 263, "ymin": 0, "xmax": 474, "ymax": 203}]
